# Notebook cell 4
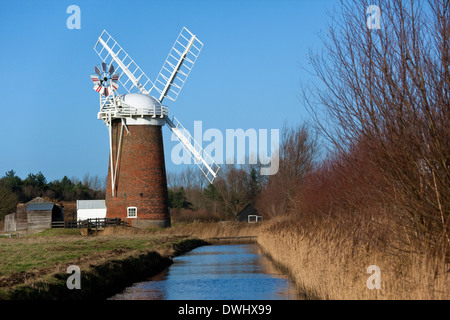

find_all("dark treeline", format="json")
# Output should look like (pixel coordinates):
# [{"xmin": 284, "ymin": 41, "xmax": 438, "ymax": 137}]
[
  {"xmin": 167, "ymin": 161, "xmax": 267, "ymax": 222},
  {"xmin": 0, "ymin": 170, "xmax": 106, "ymax": 219},
  {"xmin": 166, "ymin": 123, "xmax": 317, "ymax": 223}
]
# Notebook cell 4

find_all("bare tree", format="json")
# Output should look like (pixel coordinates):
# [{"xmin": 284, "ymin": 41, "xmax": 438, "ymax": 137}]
[
  {"xmin": 300, "ymin": 0, "xmax": 449, "ymax": 250},
  {"xmin": 256, "ymin": 123, "xmax": 319, "ymax": 218}
]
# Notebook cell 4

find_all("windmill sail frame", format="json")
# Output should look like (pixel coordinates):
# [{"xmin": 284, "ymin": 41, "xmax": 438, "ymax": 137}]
[
  {"xmin": 153, "ymin": 27, "xmax": 204, "ymax": 103},
  {"xmin": 93, "ymin": 27, "xmax": 220, "ymax": 187},
  {"xmin": 165, "ymin": 112, "xmax": 220, "ymax": 184},
  {"xmin": 94, "ymin": 30, "xmax": 154, "ymax": 107}
]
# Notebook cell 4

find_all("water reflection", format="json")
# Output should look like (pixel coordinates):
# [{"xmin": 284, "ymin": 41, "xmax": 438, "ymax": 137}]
[{"xmin": 110, "ymin": 244, "xmax": 299, "ymax": 300}]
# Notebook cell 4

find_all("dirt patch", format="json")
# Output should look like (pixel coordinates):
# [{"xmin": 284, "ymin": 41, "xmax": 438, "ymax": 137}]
[{"xmin": 0, "ymin": 268, "xmax": 53, "ymax": 288}]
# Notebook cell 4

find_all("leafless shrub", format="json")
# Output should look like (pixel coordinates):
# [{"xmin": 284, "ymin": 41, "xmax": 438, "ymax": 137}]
[
  {"xmin": 300, "ymin": 0, "xmax": 449, "ymax": 253},
  {"xmin": 255, "ymin": 124, "xmax": 319, "ymax": 218}
]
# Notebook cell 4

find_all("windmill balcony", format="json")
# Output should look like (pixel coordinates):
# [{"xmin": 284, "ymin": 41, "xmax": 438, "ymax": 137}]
[
  {"xmin": 97, "ymin": 103, "xmax": 168, "ymax": 121},
  {"xmin": 98, "ymin": 93, "xmax": 169, "ymax": 122}
]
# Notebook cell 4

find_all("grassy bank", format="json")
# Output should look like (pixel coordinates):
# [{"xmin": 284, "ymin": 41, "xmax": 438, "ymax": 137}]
[{"xmin": 0, "ymin": 228, "xmax": 206, "ymax": 300}]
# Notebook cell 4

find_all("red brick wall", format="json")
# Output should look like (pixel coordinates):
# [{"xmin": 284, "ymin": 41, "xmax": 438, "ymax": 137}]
[{"xmin": 105, "ymin": 120, "xmax": 170, "ymax": 227}]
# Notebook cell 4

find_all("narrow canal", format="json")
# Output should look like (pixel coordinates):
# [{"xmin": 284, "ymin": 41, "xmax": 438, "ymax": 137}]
[{"xmin": 109, "ymin": 243, "xmax": 299, "ymax": 300}]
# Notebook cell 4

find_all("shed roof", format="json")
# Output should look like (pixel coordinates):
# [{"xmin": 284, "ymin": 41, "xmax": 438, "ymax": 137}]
[
  {"xmin": 27, "ymin": 203, "xmax": 55, "ymax": 211},
  {"xmin": 236, "ymin": 203, "xmax": 258, "ymax": 221},
  {"xmin": 77, "ymin": 200, "xmax": 106, "ymax": 210}
]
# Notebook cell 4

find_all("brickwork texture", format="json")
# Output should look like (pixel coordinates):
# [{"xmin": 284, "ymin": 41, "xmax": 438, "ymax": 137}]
[{"xmin": 105, "ymin": 120, "xmax": 171, "ymax": 227}]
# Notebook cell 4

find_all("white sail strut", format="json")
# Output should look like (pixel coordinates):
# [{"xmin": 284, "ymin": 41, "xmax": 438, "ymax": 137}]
[
  {"xmin": 98, "ymin": 37, "xmax": 149, "ymax": 95},
  {"xmin": 165, "ymin": 114, "xmax": 220, "ymax": 183},
  {"xmin": 158, "ymin": 33, "xmax": 196, "ymax": 102}
]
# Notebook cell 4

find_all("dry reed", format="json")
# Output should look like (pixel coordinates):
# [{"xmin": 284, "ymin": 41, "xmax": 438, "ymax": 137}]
[
  {"xmin": 156, "ymin": 221, "xmax": 261, "ymax": 239},
  {"xmin": 256, "ymin": 218, "xmax": 449, "ymax": 300}
]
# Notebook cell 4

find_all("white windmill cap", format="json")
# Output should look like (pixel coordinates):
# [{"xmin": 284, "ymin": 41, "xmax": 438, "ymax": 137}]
[{"xmin": 122, "ymin": 93, "xmax": 161, "ymax": 109}]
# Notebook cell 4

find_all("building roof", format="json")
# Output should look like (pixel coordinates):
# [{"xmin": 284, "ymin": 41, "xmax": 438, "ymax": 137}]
[
  {"xmin": 77, "ymin": 200, "xmax": 106, "ymax": 210},
  {"xmin": 27, "ymin": 202, "xmax": 55, "ymax": 211},
  {"xmin": 236, "ymin": 203, "xmax": 259, "ymax": 221}
]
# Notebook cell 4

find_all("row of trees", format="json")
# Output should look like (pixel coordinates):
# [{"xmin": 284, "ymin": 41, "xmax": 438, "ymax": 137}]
[
  {"xmin": 167, "ymin": 162, "xmax": 266, "ymax": 221},
  {"xmin": 0, "ymin": 171, "xmax": 106, "ymax": 219},
  {"xmin": 0, "ymin": 163, "xmax": 268, "ymax": 223},
  {"xmin": 0, "ymin": 160, "xmax": 268, "ymax": 222},
  {"xmin": 166, "ymin": 121, "xmax": 319, "ymax": 223}
]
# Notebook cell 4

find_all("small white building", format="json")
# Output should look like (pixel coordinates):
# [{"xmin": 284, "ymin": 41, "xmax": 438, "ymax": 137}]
[{"xmin": 76, "ymin": 200, "xmax": 107, "ymax": 221}]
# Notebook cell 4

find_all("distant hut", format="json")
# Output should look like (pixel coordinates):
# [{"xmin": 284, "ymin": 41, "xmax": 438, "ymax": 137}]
[
  {"xmin": 76, "ymin": 200, "xmax": 107, "ymax": 221},
  {"xmin": 27, "ymin": 202, "xmax": 63, "ymax": 233},
  {"xmin": 4, "ymin": 213, "xmax": 16, "ymax": 233},
  {"xmin": 236, "ymin": 203, "xmax": 262, "ymax": 222},
  {"xmin": 3, "ymin": 197, "xmax": 63, "ymax": 234}
]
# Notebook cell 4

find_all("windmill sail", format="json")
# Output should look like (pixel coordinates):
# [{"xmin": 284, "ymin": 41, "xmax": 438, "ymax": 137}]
[
  {"xmin": 94, "ymin": 30, "xmax": 154, "ymax": 98},
  {"xmin": 165, "ymin": 113, "xmax": 220, "ymax": 184},
  {"xmin": 154, "ymin": 27, "xmax": 204, "ymax": 103},
  {"xmin": 93, "ymin": 28, "xmax": 220, "ymax": 185}
]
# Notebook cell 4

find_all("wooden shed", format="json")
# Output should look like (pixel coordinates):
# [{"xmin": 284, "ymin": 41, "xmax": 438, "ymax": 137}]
[
  {"xmin": 236, "ymin": 203, "xmax": 262, "ymax": 222},
  {"xmin": 3, "ymin": 197, "xmax": 63, "ymax": 234},
  {"xmin": 27, "ymin": 202, "xmax": 63, "ymax": 233},
  {"xmin": 4, "ymin": 213, "xmax": 16, "ymax": 232}
]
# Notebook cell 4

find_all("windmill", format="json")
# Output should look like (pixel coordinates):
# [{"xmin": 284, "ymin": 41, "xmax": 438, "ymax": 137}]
[{"xmin": 91, "ymin": 27, "xmax": 220, "ymax": 228}]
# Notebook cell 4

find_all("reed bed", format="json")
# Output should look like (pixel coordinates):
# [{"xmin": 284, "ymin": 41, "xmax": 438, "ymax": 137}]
[
  {"xmin": 256, "ymin": 218, "xmax": 449, "ymax": 300},
  {"xmin": 155, "ymin": 221, "xmax": 262, "ymax": 240}
]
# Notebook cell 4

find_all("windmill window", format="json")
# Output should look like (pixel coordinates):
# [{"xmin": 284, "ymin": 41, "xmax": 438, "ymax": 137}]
[{"xmin": 127, "ymin": 207, "xmax": 137, "ymax": 218}]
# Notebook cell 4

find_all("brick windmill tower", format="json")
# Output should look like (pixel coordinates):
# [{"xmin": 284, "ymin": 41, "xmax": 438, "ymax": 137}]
[{"xmin": 90, "ymin": 28, "xmax": 220, "ymax": 228}]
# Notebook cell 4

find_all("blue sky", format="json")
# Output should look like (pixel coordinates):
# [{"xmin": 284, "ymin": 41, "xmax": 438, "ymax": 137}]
[{"xmin": 0, "ymin": 0, "xmax": 332, "ymax": 182}]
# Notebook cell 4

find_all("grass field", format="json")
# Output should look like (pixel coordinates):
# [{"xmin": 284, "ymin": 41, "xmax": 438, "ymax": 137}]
[
  {"xmin": 1, "ymin": 230, "xmax": 177, "ymax": 275},
  {"xmin": 0, "ymin": 227, "xmax": 209, "ymax": 299}
]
